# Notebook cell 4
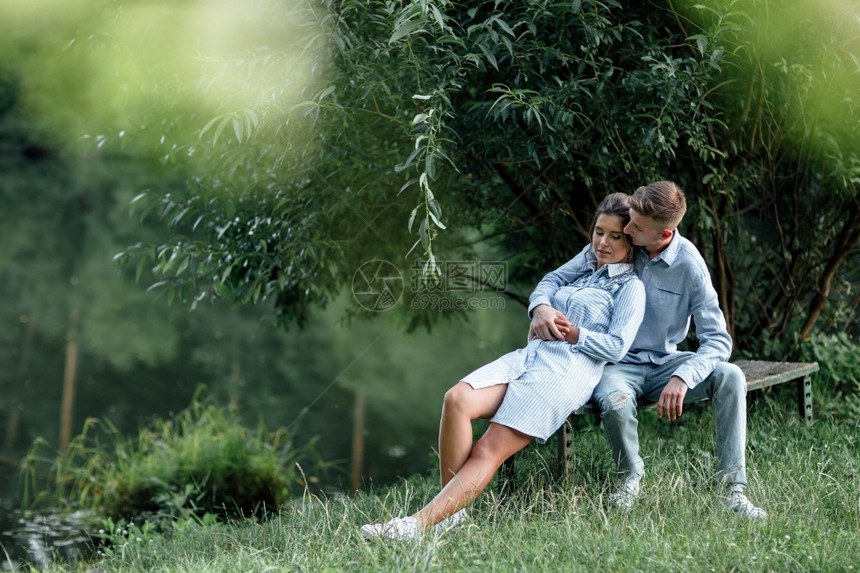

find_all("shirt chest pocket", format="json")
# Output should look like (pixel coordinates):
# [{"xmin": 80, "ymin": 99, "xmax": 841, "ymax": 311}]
[{"xmin": 651, "ymin": 286, "xmax": 683, "ymax": 311}]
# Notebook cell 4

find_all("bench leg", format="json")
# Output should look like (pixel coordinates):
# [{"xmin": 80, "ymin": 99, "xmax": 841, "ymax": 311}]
[
  {"xmin": 798, "ymin": 375, "xmax": 813, "ymax": 424},
  {"xmin": 501, "ymin": 413, "xmax": 574, "ymax": 496},
  {"xmin": 556, "ymin": 416, "xmax": 573, "ymax": 478},
  {"xmin": 499, "ymin": 456, "xmax": 516, "ymax": 497}
]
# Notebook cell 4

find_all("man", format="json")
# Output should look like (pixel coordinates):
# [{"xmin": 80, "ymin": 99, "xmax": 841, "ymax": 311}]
[{"xmin": 528, "ymin": 181, "xmax": 766, "ymax": 518}]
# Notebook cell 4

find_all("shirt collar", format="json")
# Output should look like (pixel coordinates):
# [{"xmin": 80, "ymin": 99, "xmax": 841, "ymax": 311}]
[
  {"xmin": 584, "ymin": 253, "xmax": 634, "ymax": 276},
  {"xmin": 604, "ymin": 262, "xmax": 635, "ymax": 276}
]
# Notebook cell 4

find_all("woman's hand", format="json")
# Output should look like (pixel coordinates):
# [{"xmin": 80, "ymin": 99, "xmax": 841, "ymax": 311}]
[
  {"xmin": 556, "ymin": 318, "xmax": 580, "ymax": 344},
  {"xmin": 529, "ymin": 305, "xmax": 570, "ymax": 340}
]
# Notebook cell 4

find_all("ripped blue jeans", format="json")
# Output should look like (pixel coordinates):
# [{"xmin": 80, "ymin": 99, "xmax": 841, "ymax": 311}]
[{"xmin": 591, "ymin": 357, "xmax": 748, "ymax": 487}]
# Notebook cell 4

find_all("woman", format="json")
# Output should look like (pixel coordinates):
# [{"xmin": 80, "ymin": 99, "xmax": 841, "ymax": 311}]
[{"xmin": 361, "ymin": 193, "xmax": 645, "ymax": 541}]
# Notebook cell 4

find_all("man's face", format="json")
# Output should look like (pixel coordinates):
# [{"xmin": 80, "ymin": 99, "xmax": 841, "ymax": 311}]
[{"xmin": 624, "ymin": 209, "xmax": 668, "ymax": 249}]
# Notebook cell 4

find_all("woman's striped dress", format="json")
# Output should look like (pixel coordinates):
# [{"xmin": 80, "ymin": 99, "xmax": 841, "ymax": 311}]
[{"xmin": 462, "ymin": 262, "xmax": 645, "ymax": 443}]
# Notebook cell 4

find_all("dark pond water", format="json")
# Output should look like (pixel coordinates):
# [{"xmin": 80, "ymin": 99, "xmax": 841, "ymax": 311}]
[{"xmin": 1, "ymin": 462, "xmax": 93, "ymax": 569}]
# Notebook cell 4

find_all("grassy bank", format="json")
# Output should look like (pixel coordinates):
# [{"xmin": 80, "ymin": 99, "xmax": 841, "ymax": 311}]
[{"xmin": 34, "ymin": 393, "xmax": 860, "ymax": 572}]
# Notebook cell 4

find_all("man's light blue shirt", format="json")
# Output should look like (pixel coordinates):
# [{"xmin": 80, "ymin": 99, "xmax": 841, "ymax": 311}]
[{"xmin": 528, "ymin": 232, "xmax": 733, "ymax": 389}]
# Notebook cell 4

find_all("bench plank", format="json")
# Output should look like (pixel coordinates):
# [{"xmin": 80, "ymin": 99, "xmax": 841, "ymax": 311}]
[
  {"xmin": 502, "ymin": 360, "xmax": 818, "ymax": 492},
  {"xmin": 735, "ymin": 359, "xmax": 819, "ymax": 391},
  {"xmin": 565, "ymin": 360, "xmax": 818, "ymax": 415}
]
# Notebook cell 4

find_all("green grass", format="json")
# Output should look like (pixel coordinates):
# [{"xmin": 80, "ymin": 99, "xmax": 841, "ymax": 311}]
[{"xmin": 31, "ymin": 392, "xmax": 860, "ymax": 572}]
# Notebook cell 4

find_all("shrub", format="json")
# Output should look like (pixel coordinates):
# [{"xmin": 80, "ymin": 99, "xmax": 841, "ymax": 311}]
[
  {"xmin": 801, "ymin": 332, "xmax": 860, "ymax": 394},
  {"xmin": 21, "ymin": 390, "xmax": 326, "ymax": 528}
]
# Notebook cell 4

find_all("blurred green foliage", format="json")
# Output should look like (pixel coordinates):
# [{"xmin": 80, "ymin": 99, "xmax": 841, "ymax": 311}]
[
  {"xmin": 21, "ymin": 391, "xmax": 323, "ymax": 526},
  {"xmin": 0, "ymin": 2, "xmax": 857, "ymax": 523},
  {"xmin": 87, "ymin": 0, "xmax": 860, "ymax": 360},
  {"xmin": 0, "ymin": 34, "xmax": 526, "ymax": 504}
]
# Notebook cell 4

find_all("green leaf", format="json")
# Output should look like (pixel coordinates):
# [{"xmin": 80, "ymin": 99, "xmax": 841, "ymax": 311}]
[
  {"xmin": 176, "ymin": 256, "xmax": 189, "ymax": 277},
  {"xmin": 212, "ymin": 116, "xmax": 231, "ymax": 144},
  {"xmin": 428, "ymin": 198, "xmax": 442, "ymax": 220},
  {"xmin": 318, "ymin": 84, "xmax": 336, "ymax": 101},
  {"xmin": 199, "ymin": 115, "xmax": 222, "ymax": 139},
  {"xmin": 430, "ymin": 5, "xmax": 444, "ymax": 30},
  {"xmin": 130, "ymin": 192, "xmax": 148, "ymax": 205},
  {"xmin": 389, "ymin": 18, "xmax": 423, "ymax": 43},
  {"xmin": 246, "ymin": 108, "xmax": 260, "ymax": 129},
  {"xmin": 491, "ymin": 16, "xmax": 514, "ymax": 37},
  {"xmin": 220, "ymin": 263, "xmax": 236, "ymax": 285},
  {"xmin": 232, "ymin": 117, "xmax": 244, "ymax": 143},
  {"xmin": 398, "ymin": 178, "xmax": 417, "ymax": 195},
  {"xmin": 408, "ymin": 205, "xmax": 420, "ymax": 232},
  {"xmin": 405, "ymin": 237, "xmax": 422, "ymax": 259},
  {"xmin": 428, "ymin": 209, "xmax": 446, "ymax": 230},
  {"xmin": 418, "ymin": 218, "xmax": 429, "ymax": 250}
]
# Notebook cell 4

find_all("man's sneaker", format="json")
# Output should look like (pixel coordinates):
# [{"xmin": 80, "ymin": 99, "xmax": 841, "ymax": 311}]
[
  {"xmin": 360, "ymin": 516, "xmax": 423, "ymax": 541},
  {"xmin": 434, "ymin": 508, "xmax": 467, "ymax": 535},
  {"xmin": 725, "ymin": 486, "xmax": 767, "ymax": 519},
  {"xmin": 609, "ymin": 477, "xmax": 641, "ymax": 511}
]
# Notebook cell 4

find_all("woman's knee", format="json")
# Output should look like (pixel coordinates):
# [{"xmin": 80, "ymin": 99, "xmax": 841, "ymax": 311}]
[
  {"xmin": 443, "ymin": 382, "xmax": 472, "ymax": 407},
  {"xmin": 443, "ymin": 382, "xmax": 475, "ymax": 414},
  {"xmin": 444, "ymin": 381, "xmax": 507, "ymax": 420}
]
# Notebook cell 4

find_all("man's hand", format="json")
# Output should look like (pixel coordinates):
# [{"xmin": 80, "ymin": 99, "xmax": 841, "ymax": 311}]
[
  {"xmin": 657, "ymin": 376, "xmax": 689, "ymax": 421},
  {"xmin": 529, "ymin": 304, "xmax": 570, "ymax": 340}
]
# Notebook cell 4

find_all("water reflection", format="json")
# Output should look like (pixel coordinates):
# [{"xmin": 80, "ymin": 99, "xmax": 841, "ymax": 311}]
[{"xmin": 4, "ymin": 509, "xmax": 92, "ymax": 569}]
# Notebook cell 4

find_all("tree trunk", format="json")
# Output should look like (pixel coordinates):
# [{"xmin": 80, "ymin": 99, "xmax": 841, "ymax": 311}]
[
  {"xmin": 798, "ymin": 205, "xmax": 860, "ymax": 342},
  {"xmin": 350, "ymin": 390, "xmax": 366, "ymax": 492},
  {"xmin": 60, "ymin": 309, "xmax": 80, "ymax": 452},
  {"xmin": 709, "ymin": 195, "xmax": 736, "ymax": 339}
]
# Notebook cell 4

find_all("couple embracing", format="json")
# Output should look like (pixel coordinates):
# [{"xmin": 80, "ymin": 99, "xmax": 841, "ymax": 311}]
[{"xmin": 362, "ymin": 181, "xmax": 765, "ymax": 541}]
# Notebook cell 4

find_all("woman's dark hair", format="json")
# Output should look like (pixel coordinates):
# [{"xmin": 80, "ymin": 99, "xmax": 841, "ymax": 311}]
[{"xmin": 590, "ymin": 192, "xmax": 635, "ymax": 263}]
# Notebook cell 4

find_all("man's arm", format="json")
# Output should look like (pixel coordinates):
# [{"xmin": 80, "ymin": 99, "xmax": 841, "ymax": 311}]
[
  {"xmin": 527, "ymin": 244, "xmax": 592, "ymax": 316},
  {"xmin": 658, "ymin": 265, "xmax": 733, "ymax": 421},
  {"xmin": 671, "ymin": 267, "xmax": 733, "ymax": 388},
  {"xmin": 526, "ymin": 244, "xmax": 592, "ymax": 340}
]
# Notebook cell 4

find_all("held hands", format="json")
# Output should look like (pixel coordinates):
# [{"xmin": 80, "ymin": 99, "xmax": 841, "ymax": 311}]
[
  {"xmin": 528, "ymin": 305, "xmax": 580, "ymax": 344},
  {"xmin": 656, "ymin": 376, "xmax": 689, "ymax": 421},
  {"xmin": 529, "ymin": 304, "xmax": 569, "ymax": 341},
  {"xmin": 557, "ymin": 318, "xmax": 580, "ymax": 344}
]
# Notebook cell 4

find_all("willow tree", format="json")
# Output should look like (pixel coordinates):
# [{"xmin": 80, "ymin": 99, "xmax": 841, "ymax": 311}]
[{"xmin": 104, "ymin": 1, "xmax": 857, "ymax": 359}]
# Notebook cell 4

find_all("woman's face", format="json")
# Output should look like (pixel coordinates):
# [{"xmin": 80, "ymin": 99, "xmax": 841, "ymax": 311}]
[{"xmin": 592, "ymin": 213, "xmax": 631, "ymax": 268}]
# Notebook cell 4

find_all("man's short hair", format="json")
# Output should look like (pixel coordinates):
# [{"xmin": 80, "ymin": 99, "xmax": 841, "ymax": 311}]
[{"xmin": 629, "ymin": 181, "xmax": 687, "ymax": 229}]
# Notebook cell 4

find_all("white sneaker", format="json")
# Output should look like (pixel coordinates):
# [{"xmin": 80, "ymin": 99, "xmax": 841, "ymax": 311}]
[
  {"xmin": 725, "ymin": 486, "xmax": 767, "ymax": 519},
  {"xmin": 609, "ymin": 477, "xmax": 640, "ymax": 511},
  {"xmin": 360, "ymin": 516, "xmax": 423, "ymax": 541},
  {"xmin": 434, "ymin": 508, "xmax": 467, "ymax": 535}
]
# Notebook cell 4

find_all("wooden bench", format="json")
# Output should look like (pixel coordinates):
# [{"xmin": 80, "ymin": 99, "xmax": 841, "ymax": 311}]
[{"xmin": 500, "ymin": 360, "xmax": 818, "ymax": 489}]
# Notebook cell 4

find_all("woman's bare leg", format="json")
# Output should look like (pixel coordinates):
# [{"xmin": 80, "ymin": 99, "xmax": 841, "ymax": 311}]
[
  {"xmin": 439, "ymin": 382, "xmax": 508, "ymax": 488},
  {"xmin": 419, "ymin": 422, "xmax": 532, "ymax": 529}
]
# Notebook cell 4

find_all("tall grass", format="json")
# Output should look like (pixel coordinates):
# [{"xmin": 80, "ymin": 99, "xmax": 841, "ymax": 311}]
[
  {"xmin": 25, "ymin": 389, "xmax": 860, "ymax": 572},
  {"xmin": 20, "ymin": 390, "xmax": 326, "ymax": 529}
]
